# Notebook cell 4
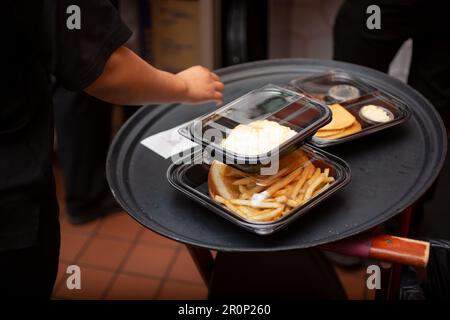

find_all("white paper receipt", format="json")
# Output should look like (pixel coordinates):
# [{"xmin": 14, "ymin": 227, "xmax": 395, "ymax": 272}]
[{"xmin": 140, "ymin": 122, "xmax": 198, "ymax": 159}]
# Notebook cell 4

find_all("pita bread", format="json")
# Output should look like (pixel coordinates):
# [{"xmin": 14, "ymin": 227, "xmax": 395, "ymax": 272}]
[
  {"xmin": 319, "ymin": 104, "xmax": 356, "ymax": 131},
  {"xmin": 314, "ymin": 128, "xmax": 345, "ymax": 138},
  {"xmin": 322, "ymin": 121, "xmax": 362, "ymax": 140}
]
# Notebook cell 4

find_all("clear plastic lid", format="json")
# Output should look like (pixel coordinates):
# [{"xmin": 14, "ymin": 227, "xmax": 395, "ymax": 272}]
[
  {"xmin": 289, "ymin": 70, "xmax": 375, "ymax": 104},
  {"xmin": 179, "ymin": 85, "xmax": 331, "ymax": 165}
]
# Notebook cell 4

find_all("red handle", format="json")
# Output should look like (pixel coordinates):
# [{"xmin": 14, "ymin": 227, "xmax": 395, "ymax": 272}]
[
  {"xmin": 369, "ymin": 235, "xmax": 430, "ymax": 268},
  {"xmin": 322, "ymin": 234, "xmax": 430, "ymax": 268}
]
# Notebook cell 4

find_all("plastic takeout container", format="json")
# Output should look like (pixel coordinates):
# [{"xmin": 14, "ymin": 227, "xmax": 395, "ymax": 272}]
[
  {"xmin": 179, "ymin": 84, "xmax": 331, "ymax": 171},
  {"xmin": 289, "ymin": 71, "xmax": 411, "ymax": 147},
  {"xmin": 165, "ymin": 72, "xmax": 410, "ymax": 234},
  {"xmin": 167, "ymin": 145, "xmax": 351, "ymax": 235}
]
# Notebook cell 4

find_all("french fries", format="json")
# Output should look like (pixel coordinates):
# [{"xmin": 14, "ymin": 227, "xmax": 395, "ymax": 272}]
[
  {"xmin": 229, "ymin": 199, "xmax": 281, "ymax": 209},
  {"xmin": 248, "ymin": 206, "xmax": 285, "ymax": 222},
  {"xmin": 213, "ymin": 151, "xmax": 334, "ymax": 222},
  {"xmin": 238, "ymin": 185, "xmax": 248, "ymax": 194},
  {"xmin": 232, "ymin": 177, "xmax": 255, "ymax": 185}
]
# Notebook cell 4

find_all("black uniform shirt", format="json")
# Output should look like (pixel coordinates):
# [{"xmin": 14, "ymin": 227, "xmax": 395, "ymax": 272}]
[{"xmin": 0, "ymin": 1, "xmax": 131, "ymax": 250}]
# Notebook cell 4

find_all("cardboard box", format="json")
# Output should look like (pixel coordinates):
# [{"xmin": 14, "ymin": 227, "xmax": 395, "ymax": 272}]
[{"xmin": 151, "ymin": 0, "xmax": 207, "ymax": 72}]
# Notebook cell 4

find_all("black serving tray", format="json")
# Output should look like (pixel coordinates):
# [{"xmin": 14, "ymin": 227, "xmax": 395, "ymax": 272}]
[{"xmin": 106, "ymin": 59, "xmax": 446, "ymax": 251}]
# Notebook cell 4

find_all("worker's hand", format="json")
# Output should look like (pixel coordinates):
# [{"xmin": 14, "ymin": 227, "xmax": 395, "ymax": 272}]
[{"xmin": 176, "ymin": 66, "xmax": 224, "ymax": 104}]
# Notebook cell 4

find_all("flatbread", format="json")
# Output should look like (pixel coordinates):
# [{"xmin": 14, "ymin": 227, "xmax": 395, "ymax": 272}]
[
  {"xmin": 319, "ymin": 104, "xmax": 356, "ymax": 131},
  {"xmin": 322, "ymin": 121, "xmax": 362, "ymax": 140},
  {"xmin": 314, "ymin": 128, "xmax": 345, "ymax": 138}
]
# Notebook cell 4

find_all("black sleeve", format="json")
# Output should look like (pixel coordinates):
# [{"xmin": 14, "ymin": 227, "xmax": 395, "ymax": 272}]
[{"xmin": 11, "ymin": 0, "xmax": 132, "ymax": 91}]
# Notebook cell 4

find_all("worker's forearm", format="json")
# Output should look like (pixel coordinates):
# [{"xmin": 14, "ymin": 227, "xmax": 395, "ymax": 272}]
[{"xmin": 85, "ymin": 47, "xmax": 188, "ymax": 105}]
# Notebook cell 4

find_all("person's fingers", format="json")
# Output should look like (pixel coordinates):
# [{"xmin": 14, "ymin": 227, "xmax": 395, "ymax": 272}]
[
  {"xmin": 213, "ymin": 91, "xmax": 223, "ymax": 102},
  {"xmin": 214, "ymin": 81, "xmax": 225, "ymax": 92},
  {"xmin": 210, "ymin": 72, "xmax": 220, "ymax": 81}
]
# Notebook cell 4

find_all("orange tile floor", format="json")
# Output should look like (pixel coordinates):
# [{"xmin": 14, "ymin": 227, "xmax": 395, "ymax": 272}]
[{"xmin": 52, "ymin": 165, "xmax": 371, "ymax": 300}]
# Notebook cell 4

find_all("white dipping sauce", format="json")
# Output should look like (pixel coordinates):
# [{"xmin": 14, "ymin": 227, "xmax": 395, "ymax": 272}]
[{"xmin": 360, "ymin": 105, "xmax": 393, "ymax": 123}]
